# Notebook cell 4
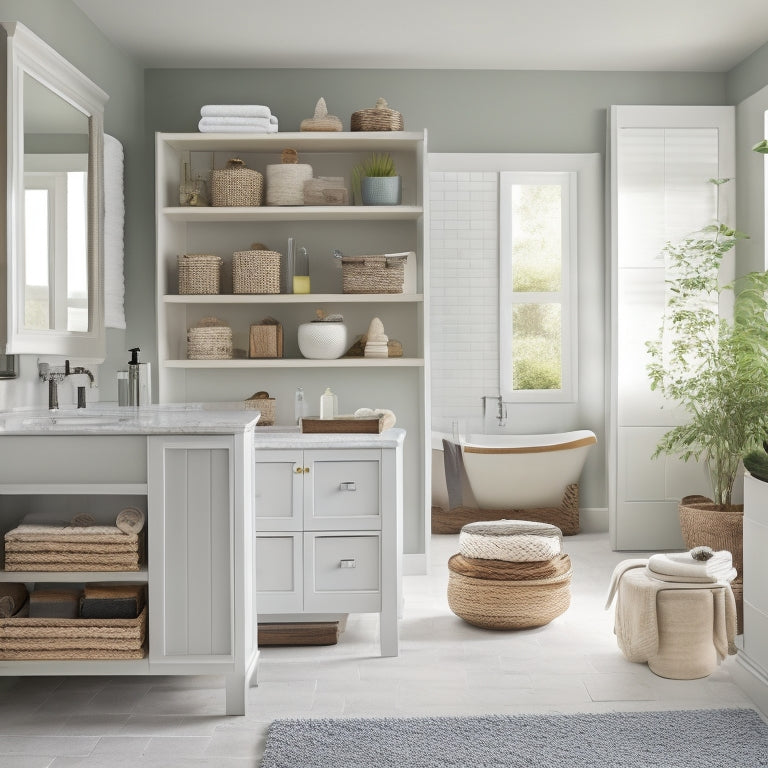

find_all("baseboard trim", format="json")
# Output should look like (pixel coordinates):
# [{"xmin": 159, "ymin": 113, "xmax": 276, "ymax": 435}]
[{"xmin": 733, "ymin": 651, "xmax": 768, "ymax": 717}]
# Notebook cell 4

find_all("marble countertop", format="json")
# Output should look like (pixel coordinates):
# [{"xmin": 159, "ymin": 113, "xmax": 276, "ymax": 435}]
[{"xmin": 0, "ymin": 404, "xmax": 406, "ymax": 446}]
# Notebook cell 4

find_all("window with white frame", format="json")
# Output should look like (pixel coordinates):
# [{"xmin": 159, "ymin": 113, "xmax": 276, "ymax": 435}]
[{"xmin": 499, "ymin": 171, "xmax": 577, "ymax": 402}]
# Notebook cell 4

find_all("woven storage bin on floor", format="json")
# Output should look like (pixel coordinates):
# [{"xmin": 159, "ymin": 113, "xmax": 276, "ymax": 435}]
[
  {"xmin": 210, "ymin": 158, "xmax": 264, "ymax": 206},
  {"xmin": 187, "ymin": 317, "xmax": 233, "ymax": 360},
  {"xmin": 233, "ymin": 250, "xmax": 281, "ymax": 294},
  {"xmin": 341, "ymin": 254, "xmax": 407, "ymax": 294},
  {"xmin": 177, "ymin": 254, "xmax": 221, "ymax": 295},
  {"xmin": 0, "ymin": 606, "xmax": 147, "ymax": 660},
  {"xmin": 351, "ymin": 98, "xmax": 404, "ymax": 131},
  {"xmin": 447, "ymin": 554, "xmax": 572, "ymax": 629},
  {"xmin": 245, "ymin": 392, "xmax": 276, "ymax": 426}
]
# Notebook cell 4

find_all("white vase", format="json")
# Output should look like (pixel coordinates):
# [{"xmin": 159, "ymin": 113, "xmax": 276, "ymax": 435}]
[{"xmin": 297, "ymin": 322, "xmax": 348, "ymax": 359}]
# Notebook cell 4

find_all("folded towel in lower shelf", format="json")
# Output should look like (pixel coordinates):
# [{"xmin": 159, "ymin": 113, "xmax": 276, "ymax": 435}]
[
  {"xmin": 29, "ymin": 588, "xmax": 81, "ymax": 618},
  {"xmin": 80, "ymin": 584, "xmax": 145, "ymax": 619}
]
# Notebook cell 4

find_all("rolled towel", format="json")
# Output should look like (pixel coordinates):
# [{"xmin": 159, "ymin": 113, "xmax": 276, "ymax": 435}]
[
  {"xmin": 200, "ymin": 104, "xmax": 272, "ymax": 119},
  {"xmin": 0, "ymin": 583, "xmax": 29, "ymax": 617},
  {"xmin": 647, "ymin": 549, "xmax": 735, "ymax": 583},
  {"xmin": 116, "ymin": 507, "xmax": 146, "ymax": 535}
]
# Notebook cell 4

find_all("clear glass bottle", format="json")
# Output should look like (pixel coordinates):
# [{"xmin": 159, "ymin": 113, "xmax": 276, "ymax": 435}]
[
  {"xmin": 294, "ymin": 386, "xmax": 305, "ymax": 424},
  {"xmin": 293, "ymin": 246, "xmax": 310, "ymax": 294}
]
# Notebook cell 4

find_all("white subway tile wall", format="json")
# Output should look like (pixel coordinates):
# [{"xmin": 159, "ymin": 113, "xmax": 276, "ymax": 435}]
[{"xmin": 430, "ymin": 171, "xmax": 499, "ymax": 434}]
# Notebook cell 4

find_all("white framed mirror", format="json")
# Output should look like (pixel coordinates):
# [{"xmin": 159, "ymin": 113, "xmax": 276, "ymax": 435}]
[{"xmin": 1, "ymin": 21, "xmax": 108, "ymax": 358}]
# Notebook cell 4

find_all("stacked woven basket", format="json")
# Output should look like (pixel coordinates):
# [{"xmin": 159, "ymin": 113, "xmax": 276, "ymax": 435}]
[{"xmin": 447, "ymin": 520, "xmax": 572, "ymax": 630}]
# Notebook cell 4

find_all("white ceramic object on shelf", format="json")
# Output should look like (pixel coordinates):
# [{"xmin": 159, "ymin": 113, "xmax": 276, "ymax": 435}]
[{"xmin": 297, "ymin": 322, "xmax": 348, "ymax": 359}]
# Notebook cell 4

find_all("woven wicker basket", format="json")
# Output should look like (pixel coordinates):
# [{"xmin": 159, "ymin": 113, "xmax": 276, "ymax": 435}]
[
  {"xmin": 0, "ymin": 606, "xmax": 147, "ymax": 660},
  {"xmin": 351, "ymin": 98, "xmax": 404, "ymax": 131},
  {"xmin": 233, "ymin": 249, "xmax": 281, "ymax": 294},
  {"xmin": 187, "ymin": 317, "xmax": 233, "ymax": 360},
  {"xmin": 177, "ymin": 253, "xmax": 221, "ymax": 295},
  {"xmin": 210, "ymin": 158, "xmax": 264, "ymax": 206},
  {"xmin": 341, "ymin": 253, "xmax": 407, "ymax": 294},
  {"xmin": 266, "ymin": 149, "xmax": 313, "ymax": 206},
  {"xmin": 447, "ymin": 555, "xmax": 572, "ymax": 630},
  {"xmin": 245, "ymin": 391, "xmax": 276, "ymax": 426}
]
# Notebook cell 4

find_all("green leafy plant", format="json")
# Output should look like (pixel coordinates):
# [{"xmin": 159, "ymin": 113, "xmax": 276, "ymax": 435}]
[
  {"xmin": 351, "ymin": 152, "xmax": 398, "ymax": 204},
  {"xmin": 646, "ymin": 180, "xmax": 768, "ymax": 508}
]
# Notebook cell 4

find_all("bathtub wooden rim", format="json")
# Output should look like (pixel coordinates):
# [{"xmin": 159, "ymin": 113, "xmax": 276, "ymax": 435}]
[{"xmin": 462, "ymin": 434, "xmax": 597, "ymax": 455}]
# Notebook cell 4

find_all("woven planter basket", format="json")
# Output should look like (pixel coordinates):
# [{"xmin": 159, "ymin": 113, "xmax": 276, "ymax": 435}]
[
  {"xmin": 341, "ymin": 253, "xmax": 407, "ymax": 294},
  {"xmin": 177, "ymin": 253, "xmax": 221, "ymax": 295},
  {"xmin": 351, "ymin": 97, "xmax": 404, "ymax": 131},
  {"xmin": 678, "ymin": 496, "xmax": 743, "ymax": 576},
  {"xmin": 233, "ymin": 249, "xmax": 281, "ymax": 294},
  {"xmin": 266, "ymin": 149, "xmax": 313, "ymax": 206},
  {"xmin": 447, "ymin": 554, "xmax": 572, "ymax": 630},
  {"xmin": 210, "ymin": 158, "xmax": 264, "ymax": 206},
  {"xmin": 0, "ymin": 606, "xmax": 147, "ymax": 660},
  {"xmin": 187, "ymin": 317, "xmax": 233, "ymax": 360}
]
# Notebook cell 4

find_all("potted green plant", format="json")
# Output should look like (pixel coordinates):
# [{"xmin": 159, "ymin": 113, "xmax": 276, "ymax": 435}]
[
  {"xmin": 646, "ymin": 178, "xmax": 768, "ymax": 582},
  {"xmin": 352, "ymin": 152, "xmax": 401, "ymax": 206}
]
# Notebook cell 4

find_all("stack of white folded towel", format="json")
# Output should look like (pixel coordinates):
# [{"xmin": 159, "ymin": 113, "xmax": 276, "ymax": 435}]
[
  {"xmin": 198, "ymin": 105, "xmax": 278, "ymax": 134},
  {"xmin": 646, "ymin": 548, "xmax": 736, "ymax": 584}
]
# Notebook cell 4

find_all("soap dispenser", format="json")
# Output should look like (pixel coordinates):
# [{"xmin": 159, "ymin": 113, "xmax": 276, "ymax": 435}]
[
  {"xmin": 320, "ymin": 387, "xmax": 338, "ymax": 420},
  {"xmin": 128, "ymin": 347, "xmax": 152, "ymax": 406}
]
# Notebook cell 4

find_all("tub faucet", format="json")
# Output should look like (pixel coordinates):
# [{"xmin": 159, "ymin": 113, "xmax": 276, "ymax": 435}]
[{"xmin": 481, "ymin": 395, "xmax": 507, "ymax": 427}]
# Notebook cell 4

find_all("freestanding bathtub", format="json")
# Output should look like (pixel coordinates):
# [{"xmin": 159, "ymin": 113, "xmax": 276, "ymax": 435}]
[{"xmin": 432, "ymin": 430, "xmax": 597, "ymax": 535}]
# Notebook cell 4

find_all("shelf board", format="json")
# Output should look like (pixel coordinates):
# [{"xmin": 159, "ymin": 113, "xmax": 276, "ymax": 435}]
[
  {"xmin": 164, "ymin": 358, "xmax": 425, "ymax": 369},
  {"xmin": 0, "ymin": 658, "xmax": 150, "ymax": 675},
  {"xmin": 163, "ymin": 293, "xmax": 423, "ymax": 304},
  {"xmin": 160, "ymin": 131, "xmax": 425, "ymax": 153},
  {"xmin": 162, "ymin": 205, "xmax": 422, "ymax": 222},
  {"xmin": 0, "ymin": 568, "xmax": 148, "ymax": 583},
  {"xmin": 0, "ymin": 484, "xmax": 148, "ymax": 495}
]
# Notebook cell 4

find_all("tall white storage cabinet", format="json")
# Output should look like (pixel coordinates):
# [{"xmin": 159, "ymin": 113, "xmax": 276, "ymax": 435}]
[{"xmin": 155, "ymin": 132, "xmax": 430, "ymax": 564}]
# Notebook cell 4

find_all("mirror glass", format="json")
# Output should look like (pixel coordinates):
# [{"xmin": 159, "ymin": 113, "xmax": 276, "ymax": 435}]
[{"xmin": 23, "ymin": 73, "xmax": 90, "ymax": 333}]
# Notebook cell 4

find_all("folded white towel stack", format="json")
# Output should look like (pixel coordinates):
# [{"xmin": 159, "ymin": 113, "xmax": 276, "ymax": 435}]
[
  {"xmin": 198, "ymin": 105, "xmax": 278, "ymax": 133},
  {"xmin": 647, "ymin": 549, "xmax": 736, "ymax": 584}
]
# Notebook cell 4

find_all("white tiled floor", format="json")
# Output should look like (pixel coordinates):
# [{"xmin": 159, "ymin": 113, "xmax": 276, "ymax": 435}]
[{"xmin": 0, "ymin": 532, "xmax": 758, "ymax": 767}]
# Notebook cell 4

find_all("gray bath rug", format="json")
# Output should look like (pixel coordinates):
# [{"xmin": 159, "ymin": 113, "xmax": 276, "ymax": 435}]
[{"xmin": 261, "ymin": 708, "xmax": 768, "ymax": 768}]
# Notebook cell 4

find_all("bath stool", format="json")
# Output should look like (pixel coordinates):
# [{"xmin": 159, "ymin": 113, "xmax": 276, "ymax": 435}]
[
  {"xmin": 607, "ymin": 561, "xmax": 738, "ymax": 680},
  {"xmin": 447, "ymin": 520, "xmax": 572, "ymax": 630}
]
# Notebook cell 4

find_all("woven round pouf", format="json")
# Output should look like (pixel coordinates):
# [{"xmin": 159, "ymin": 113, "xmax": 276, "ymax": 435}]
[{"xmin": 447, "ymin": 519, "xmax": 572, "ymax": 630}]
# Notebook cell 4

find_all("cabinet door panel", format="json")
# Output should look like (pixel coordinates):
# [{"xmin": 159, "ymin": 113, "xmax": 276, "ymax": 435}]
[
  {"xmin": 305, "ymin": 450, "xmax": 381, "ymax": 530},
  {"xmin": 304, "ymin": 532, "xmax": 381, "ymax": 613},
  {"xmin": 255, "ymin": 533, "xmax": 302, "ymax": 613},
  {"xmin": 254, "ymin": 450, "xmax": 302, "ymax": 531}
]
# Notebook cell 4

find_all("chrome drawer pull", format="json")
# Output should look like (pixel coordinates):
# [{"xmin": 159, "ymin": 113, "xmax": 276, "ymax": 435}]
[
  {"xmin": 339, "ymin": 558, "xmax": 357, "ymax": 568},
  {"xmin": 339, "ymin": 481, "xmax": 357, "ymax": 491}
]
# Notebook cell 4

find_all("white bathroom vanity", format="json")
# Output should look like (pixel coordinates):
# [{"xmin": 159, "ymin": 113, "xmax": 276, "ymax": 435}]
[{"xmin": 0, "ymin": 406, "xmax": 404, "ymax": 715}]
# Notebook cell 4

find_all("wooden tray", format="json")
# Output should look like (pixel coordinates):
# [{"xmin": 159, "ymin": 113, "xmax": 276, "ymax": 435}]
[{"xmin": 301, "ymin": 416, "xmax": 383, "ymax": 434}]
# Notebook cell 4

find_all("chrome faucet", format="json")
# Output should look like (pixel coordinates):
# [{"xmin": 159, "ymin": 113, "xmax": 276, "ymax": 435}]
[
  {"xmin": 39, "ymin": 360, "xmax": 95, "ymax": 410},
  {"xmin": 481, "ymin": 394, "xmax": 508, "ymax": 427}
]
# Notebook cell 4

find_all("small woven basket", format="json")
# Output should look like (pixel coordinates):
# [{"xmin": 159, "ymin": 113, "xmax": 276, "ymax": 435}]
[
  {"xmin": 177, "ymin": 253, "xmax": 221, "ymax": 295},
  {"xmin": 341, "ymin": 253, "xmax": 407, "ymax": 294},
  {"xmin": 351, "ymin": 98, "xmax": 404, "ymax": 131},
  {"xmin": 187, "ymin": 317, "xmax": 233, "ymax": 360},
  {"xmin": 210, "ymin": 158, "xmax": 264, "ymax": 206},
  {"xmin": 233, "ymin": 248, "xmax": 281, "ymax": 294},
  {"xmin": 245, "ymin": 391, "xmax": 276, "ymax": 426},
  {"xmin": 266, "ymin": 149, "xmax": 313, "ymax": 206}
]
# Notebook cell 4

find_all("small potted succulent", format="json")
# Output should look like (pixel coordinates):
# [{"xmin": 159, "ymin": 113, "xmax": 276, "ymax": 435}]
[{"xmin": 352, "ymin": 152, "xmax": 401, "ymax": 206}]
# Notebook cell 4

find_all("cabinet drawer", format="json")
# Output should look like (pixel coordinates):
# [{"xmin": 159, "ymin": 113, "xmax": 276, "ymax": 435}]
[
  {"xmin": 255, "ymin": 533, "xmax": 302, "ymax": 613},
  {"xmin": 306, "ymin": 450, "xmax": 381, "ymax": 530},
  {"xmin": 304, "ymin": 533, "xmax": 381, "ymax": 613}
]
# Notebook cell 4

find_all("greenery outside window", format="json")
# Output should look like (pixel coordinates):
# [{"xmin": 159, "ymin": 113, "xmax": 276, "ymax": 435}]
[{"xmin": 499, "ymin": 171, "xmax": 577, "ymax": 402}]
